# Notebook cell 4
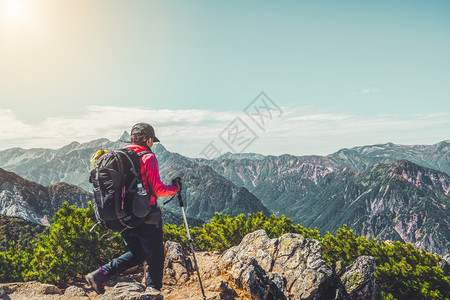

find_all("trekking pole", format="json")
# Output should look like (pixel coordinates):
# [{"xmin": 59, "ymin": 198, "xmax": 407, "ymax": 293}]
[{"xmin": 164, "ymin": 178, "xmax": 206, "ymax": 300}]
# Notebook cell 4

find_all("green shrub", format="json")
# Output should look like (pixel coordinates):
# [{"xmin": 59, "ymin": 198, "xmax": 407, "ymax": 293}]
[
  {"xmin": 163, "ymin": 212, "xmax": 320, "ymax": 251},
  {"xmin": 0, "ymin": 202, "xmax": 126, "ymax": 285},
  {"xmin": 0, "ymin": 242, "xmax": 28, "ymax": 282},
  {"xmin": 0, "ymin": 216, "xmax": 48, "ymax": 252},
  {"xmin": 321, "ymin": 225, "xmax": 450, "ymax": 300}
]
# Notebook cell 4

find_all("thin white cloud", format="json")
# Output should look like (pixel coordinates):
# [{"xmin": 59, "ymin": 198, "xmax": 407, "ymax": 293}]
[
  {"xmin": 0, "ymin": 106, "xmax": 448, "ymax": 157},
  {"xmin": 352, "ymin": 88, "xmax": 382, "ymax": 95},
  {"xmin": 0, "ymin": 106, "xmax": 236, "ymax": 150}
]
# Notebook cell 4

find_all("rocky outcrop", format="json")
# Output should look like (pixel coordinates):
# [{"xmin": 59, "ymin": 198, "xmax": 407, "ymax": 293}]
[
  {"xmin": 64, "ymin": 286, "xmax": 87, "ymax": 298},
  {"xmin": 0, "ymin": 281, "xmax": 163, "ymax": 300},
  {"xmin": 163, "ymin": 241, "xmax": 191, "ymax": 285},
  {"xmin": 0, "ymin": 281, "xmax": 64, "ymax": 299},
  {"xmin": 340, "ymin": 256, "xmax": 376, "ymax": 300},
  {"xmin": 97, "ymin": 282, "xmax": 162, "ymax": 300},
  {"xmin": 215, "ymin": 230, "xmax": 334, "ymax": 299},
  {"xmin": 440, "ymin": 254, "xmax": 450, "ymax": 276},
  {"xmin": 202, "ymin": 230, "xmax": 378, "ymax": 300}
]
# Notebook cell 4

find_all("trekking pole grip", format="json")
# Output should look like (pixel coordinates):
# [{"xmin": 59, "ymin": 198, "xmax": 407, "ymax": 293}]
[
  {"xmin": 177, "ymin": 191, "xmax": 184, "ymax": 208},
  {"xmin": 164, "ymin": 177, "xmax": 182, "ymax": 205}
]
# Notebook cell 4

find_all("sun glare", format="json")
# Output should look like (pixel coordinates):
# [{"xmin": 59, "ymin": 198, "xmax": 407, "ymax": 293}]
[{"xmin": 1, "ymin": 0, "xmax": 31, "ymax": 24}]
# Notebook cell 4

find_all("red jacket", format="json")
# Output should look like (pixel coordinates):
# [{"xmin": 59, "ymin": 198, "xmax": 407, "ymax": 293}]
[{"xmin": 126, "ymin": 144, "xmax": 178, "ymax": 205}]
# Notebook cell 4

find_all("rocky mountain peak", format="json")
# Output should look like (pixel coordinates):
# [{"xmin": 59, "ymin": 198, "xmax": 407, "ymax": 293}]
[
  {"xmin": 57, "ymin": 141, "xmax": 82, "ymax": 154},
  {"xmin": 117, "ymin": 131, "xmax": 131, "ymax": 143},
  {"xmin": 437, "ymin": 140, "xmax": 450, "ymax": 152}
]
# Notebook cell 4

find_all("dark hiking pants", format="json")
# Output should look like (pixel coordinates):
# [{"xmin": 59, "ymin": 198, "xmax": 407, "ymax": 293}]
[{"xmin": 100, "ymin": 222, "xmax": 165, "ymax": 290}]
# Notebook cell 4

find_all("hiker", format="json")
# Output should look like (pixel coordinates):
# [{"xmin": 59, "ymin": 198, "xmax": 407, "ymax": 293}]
[{"xmin": 86, "ymin": 122, "xmax": 180, "ymax": 294}]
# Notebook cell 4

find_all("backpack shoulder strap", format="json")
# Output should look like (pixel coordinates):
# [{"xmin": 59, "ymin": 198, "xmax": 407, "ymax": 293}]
[
  {"xmin": 137, "ymin": 150, "xmax": 150, "ymax": 157},
  {"xmin": 134, "ymin": 150, "xmax": 156, "ymax": 199},
  {"xmin": 116, "ymin": 148, "xmax": 139, "ymax": 176}
]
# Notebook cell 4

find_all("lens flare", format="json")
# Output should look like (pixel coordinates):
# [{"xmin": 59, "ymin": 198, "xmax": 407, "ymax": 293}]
[{"xmin": 1, "ymin": 0, "xmax": 30, "ymax": 24}]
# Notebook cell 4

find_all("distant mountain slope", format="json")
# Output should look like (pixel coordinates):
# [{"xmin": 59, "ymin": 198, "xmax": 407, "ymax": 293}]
[
  {"xmin": 203, "ymin": 140, "xmax": 450, "ymax": 176},
  {"xmin": 196, "ymin": 154, "xmax": 334, "ymax": 193},
  {"xmin": 327, "ymin": 140, "xmax": 450, "ymax": 176},
  {"xmin": 148, "ymin": 149, "xmax": 270, "ymax": 221},
  {"xmin": 0, "ymin": 134, "xmax": 130, "ymax": 191},
  {"xmin": 198, "ymin": 154, "xmax": 450, "ymax": 254},
  {"xmin": 0, "ymin": 168, "xmax": 94, "ymax": 225},
  {"xmin": 0, "ymin": 135, "xmax": 270, "ymax": 222},
  {"xmin": 216, "ymin": 152, "xmax": 266, "ymax": 160},
  {"xmin": 287, "ymin": 160, "xmax": 450, "ymax": 254}
]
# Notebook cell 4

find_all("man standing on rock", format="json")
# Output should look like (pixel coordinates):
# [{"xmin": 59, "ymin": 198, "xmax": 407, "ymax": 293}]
[{"xmin": 85, "ymin": 122, "xmax": 181, "ymax": 294}]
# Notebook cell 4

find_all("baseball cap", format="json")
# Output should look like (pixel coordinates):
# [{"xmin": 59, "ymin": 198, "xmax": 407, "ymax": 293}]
[{"xmin": 131, "ymin": 123, "xmax": 160, "ymax": 142}]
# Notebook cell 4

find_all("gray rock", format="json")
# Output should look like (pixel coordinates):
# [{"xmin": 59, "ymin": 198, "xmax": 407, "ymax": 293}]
[
  {"xmin": 34, "ymin": 282, "xmax": 63, "ymax": 295},
  {"xmin": 0, "ymin": 283, "xmax": 19, "ymax": 297},
  {"xmin": 340, "ymin": 256, "xmax": 376, "ymax": 300},
  {"xmin": 141, "ymin": 287, "xmax": 164, "ymax": 300},
  {"xmin": 439, "ymin": 254, "xmax": 450, "ymax": 276},
  {"xmin": 0, "ymin": 282, "xmax": 63, "ymax": 299},
  {"xmin": 268, "ymin": 273, "xmax": 288, "ymax": 299},
  {"xmin": 335, "ymin": 261, "xmax": 345, "ymax": 277},
  {"xmin": 164, "ymin": 241, "xmax": 190, "ymax": 284},
  {"xmin": 219, "ymin": 230, "xmax": 334, "ymax": 299},
  {"xmin": 98, "ymin": 282, "xmax": 146, "ymax": 300},
  {"xmin": 64, "ymin": 285, "xmax": 87, "ymax": 297},
  {"xmin": 206, "ymin": 279, "xmax": 232, "ymax": 293},
  {"xmin": 238, "ymin": 256, "xmax": 270, "ymax": 299},
  {"xmin": 204, "ymin": 279, "xmax": 238, "ymax": 300},
  {"xmin": 98, "ymin": 282, "xmax": 164, "ymax": 300}
]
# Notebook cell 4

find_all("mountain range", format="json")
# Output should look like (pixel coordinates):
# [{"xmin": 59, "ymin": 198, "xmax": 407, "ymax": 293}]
[
  {"xmin": 0, "ymin": 132, "xmax": 268, "ymax": 226},
  {"xmin": 213, "ymin": 140, "xmax": 450, "ymax": 176},
  {"xmin": 198, "ymin": 146, "xmax": 450, "ymax": 254},
  {"xmin": 0, "ymin": 136, "xmax": 448, "ymax": 254}
]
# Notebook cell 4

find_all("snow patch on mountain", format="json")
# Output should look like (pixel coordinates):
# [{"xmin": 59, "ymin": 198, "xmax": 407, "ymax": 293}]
[{"xmin": 0, "ymin": 184, "xmax": 48, "ymax": 226}]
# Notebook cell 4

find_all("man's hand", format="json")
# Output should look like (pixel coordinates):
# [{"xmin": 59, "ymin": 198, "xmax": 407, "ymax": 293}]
[{"xmin": 172, "ymin": 177, "xmax": 182, "ymax": 192}]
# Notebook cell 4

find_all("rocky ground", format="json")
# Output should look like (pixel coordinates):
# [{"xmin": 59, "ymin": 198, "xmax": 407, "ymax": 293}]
[
  {"xmin": 1, "ymin": 231, "xmax": 382, "ymax": 300},
  {"xmin": 0, "ymin": 251, "xmax": 224, "ymax": 300}
]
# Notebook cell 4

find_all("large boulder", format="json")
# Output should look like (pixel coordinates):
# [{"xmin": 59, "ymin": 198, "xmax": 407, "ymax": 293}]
[
  {"xmin": 218, "ymin": 230, "xmax": 334, "ymax": 299},
  {"xmin": 64, "ymin": 286, "xmax": 88, "ymax": 298},
  {"xmin": 0, "ymin": 281, "xmax": 63, "ymax": 299},
  {"xmin": 340, "ymin": 256, "xmax": 376, "ymax": 300},
  {"xmin": 97, "ymin": 282, "xmax": 162, "ymax": 300},
  {"xmin": 163, "ymin": 241, "xmax": 191, "ymax": 285},
  {"xmin": 439, "ymin": 254, "xmax": 450, "ymax": 276}
]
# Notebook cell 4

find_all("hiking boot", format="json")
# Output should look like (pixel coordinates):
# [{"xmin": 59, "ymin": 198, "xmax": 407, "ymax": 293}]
[{"xmin": 85, "ymin": 269, "xmax": 107, "ymax": 294}]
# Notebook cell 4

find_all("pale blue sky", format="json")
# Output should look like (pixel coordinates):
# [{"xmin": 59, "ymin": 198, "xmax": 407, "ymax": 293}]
[{"xmin": 0, "ymin": 0, "xmax": 449, "ymax": 156}]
